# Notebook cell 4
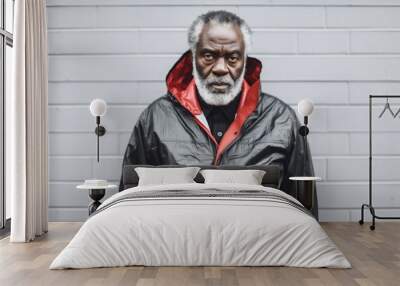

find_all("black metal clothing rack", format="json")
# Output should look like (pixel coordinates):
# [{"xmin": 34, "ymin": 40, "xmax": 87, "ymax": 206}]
[{"xmin": 359, "ymin": 95, "xmax": 400, "ymax": 230}]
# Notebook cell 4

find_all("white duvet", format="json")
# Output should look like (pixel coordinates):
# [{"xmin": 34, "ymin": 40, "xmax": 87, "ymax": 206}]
[{"xmin": 50, "ymin": 183, "xmax": 351, "ymax": 269}]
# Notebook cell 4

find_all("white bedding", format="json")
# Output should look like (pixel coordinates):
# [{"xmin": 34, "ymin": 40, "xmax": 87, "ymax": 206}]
[{"xmin": 50, "ymin": 183, "xmax": 351, "ymax": 269}]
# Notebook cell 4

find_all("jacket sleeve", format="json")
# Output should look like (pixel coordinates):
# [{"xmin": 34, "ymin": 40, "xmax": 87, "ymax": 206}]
[
  {"xmin": 119, "ymin": 116, "xmax": 148, "ymax": 192},
  {"xmin": 281, "ymin": 112, "xmax": 319, "ymax": 220}
]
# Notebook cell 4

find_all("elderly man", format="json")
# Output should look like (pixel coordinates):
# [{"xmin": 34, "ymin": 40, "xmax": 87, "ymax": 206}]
[{"xmin": 120, "ymin": 10, "xmax": 318, "ymax": 218}]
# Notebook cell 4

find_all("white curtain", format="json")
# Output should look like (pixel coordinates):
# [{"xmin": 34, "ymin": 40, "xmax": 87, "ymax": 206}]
[{"xmin": 8, "ymin": 0, "xmax": 49, "ymax": 242}]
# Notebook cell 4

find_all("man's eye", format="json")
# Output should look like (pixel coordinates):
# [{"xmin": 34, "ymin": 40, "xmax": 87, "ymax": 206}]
[
  {"xmin": 204, "ymin": 54, "xmax": 214, "ymax": 61},
  {"xmin": 229, "ymin": 56, "xmax": 239, "ymax": 63}
]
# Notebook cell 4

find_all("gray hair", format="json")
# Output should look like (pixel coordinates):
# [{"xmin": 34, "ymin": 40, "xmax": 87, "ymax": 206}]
[{"xmin": 188, "ymin": 10, "xmax": 252, "ymax": 55}]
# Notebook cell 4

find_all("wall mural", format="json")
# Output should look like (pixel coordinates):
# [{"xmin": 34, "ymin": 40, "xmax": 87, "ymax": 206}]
[{"xmin": 119, "ymin": 11, "xmax": 318, "ymax": 218}]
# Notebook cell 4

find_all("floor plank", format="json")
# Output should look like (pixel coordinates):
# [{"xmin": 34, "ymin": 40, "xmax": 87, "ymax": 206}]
[{"xmin": 0, "ymin": 222, "xmax": 399, "ymax": 286}]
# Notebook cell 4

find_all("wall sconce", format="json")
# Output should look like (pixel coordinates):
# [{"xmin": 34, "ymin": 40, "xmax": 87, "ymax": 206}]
[
  {"xmin": 297, "ymin": 98, "xmax": 314, "ymax": 137},
  {"xmin": 297, "ymin": 98, "xmax": 314, "ymax": 175},
  {"xmin": 89, "ymin": 99, "xmax": 107, "ymax": 162}
]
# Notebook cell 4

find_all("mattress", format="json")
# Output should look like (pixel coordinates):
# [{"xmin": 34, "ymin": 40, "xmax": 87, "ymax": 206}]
[{"xmin": 50, "ymin": 183, "xmax": 351, "ymax": 269}]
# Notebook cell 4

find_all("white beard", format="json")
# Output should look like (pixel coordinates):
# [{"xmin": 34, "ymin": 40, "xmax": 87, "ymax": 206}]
[{"xmin": 193, "ymin": 58, "xmax": 246, "ymax": 106}]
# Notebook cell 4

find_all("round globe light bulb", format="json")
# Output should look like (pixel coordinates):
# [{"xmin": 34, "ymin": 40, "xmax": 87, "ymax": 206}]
[
  {"xmin": 90, "ymin": 99, "xmax": 107, "ymax": 117},
  {"xmin": 297, "ymin": 99, "xmax": 314, "ymax": 116}
]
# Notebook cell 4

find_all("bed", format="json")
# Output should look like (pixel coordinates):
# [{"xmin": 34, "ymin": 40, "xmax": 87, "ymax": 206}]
[{"xmin": 50, "ymin": 165, "xmax": 350, "ymax": 269}]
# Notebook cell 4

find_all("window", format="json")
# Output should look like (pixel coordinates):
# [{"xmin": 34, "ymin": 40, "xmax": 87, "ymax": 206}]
[{"xmin": 0, "ymin": 0, "xmax": 13, "ymax": 231}]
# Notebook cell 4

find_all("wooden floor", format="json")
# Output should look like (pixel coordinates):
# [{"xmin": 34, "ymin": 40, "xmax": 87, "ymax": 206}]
[{"xmin": 0, "ymin": 222, "xmax": 399, "ymax": 286}]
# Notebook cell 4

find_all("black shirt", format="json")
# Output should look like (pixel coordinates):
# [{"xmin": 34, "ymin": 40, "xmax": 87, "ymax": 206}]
[{"xmin": 198, "ymin": 94, "xmax": 241, "ymax": 143}]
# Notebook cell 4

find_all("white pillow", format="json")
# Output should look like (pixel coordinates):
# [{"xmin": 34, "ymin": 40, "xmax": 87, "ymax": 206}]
[
  {"xmin": 200, "ymin": 169, "xmax": 266, "ymax": 185},
  {"xmin": 135, "ymin": 167, "xmax": 200, "ymax": 186}
]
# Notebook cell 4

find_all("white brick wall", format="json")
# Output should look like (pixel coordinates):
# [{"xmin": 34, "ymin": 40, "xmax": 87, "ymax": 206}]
[{"xmin": 47, "ymin": 0, "xmax": 400, "ymax": 222}]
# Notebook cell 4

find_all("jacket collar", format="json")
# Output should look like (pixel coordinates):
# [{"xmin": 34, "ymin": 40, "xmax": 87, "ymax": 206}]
[{"xmin": 166, "ymin": 50, "xmax": 262, "ymax": 116}]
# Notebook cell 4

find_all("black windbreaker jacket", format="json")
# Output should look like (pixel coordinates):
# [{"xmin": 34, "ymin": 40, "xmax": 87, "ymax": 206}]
[{"xmin": 120, "ymin": 50, "xmax": 318, "ymax": 219}]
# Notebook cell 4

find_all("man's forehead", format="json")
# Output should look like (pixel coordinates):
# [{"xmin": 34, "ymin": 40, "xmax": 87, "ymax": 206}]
[
  {"xmin": 200, "ymin": 40, "xmax": 242, "ymax": 52},
  {"xmin": 198, "ymin": 22, "xmax": 244, "ymax": 50}
]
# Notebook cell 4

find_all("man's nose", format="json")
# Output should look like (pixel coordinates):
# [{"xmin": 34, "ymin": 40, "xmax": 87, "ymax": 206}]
[{"xmin": 212, "ymin": 57, "xmax": 229, "ymax": 76}]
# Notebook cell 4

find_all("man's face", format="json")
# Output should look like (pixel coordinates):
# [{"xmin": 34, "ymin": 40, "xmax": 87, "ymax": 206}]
[{"xmin": 194, "ymin": 22, "xmax": 245, "ymax": 96}]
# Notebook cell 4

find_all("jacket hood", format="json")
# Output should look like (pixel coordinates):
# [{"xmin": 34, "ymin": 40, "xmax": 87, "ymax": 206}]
[{"xmin": 166, "ymin": 50, "xmax": 262, "ymax": 115}]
